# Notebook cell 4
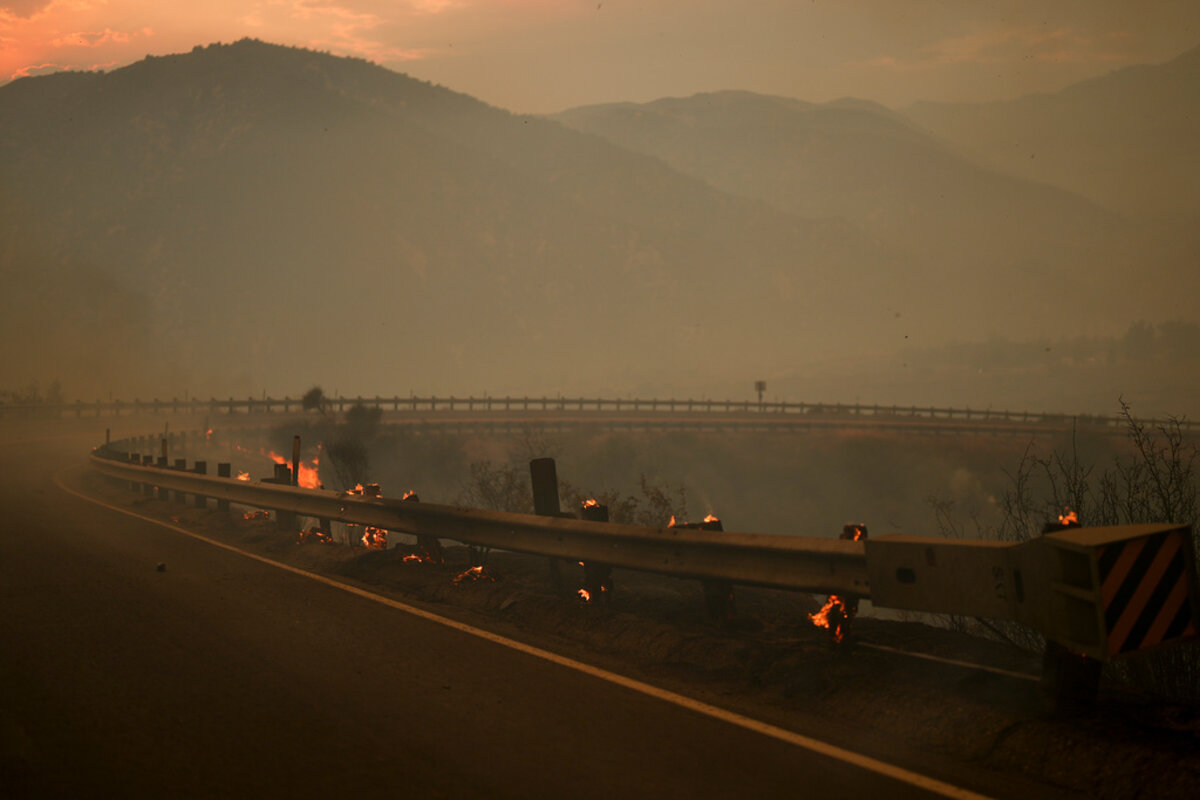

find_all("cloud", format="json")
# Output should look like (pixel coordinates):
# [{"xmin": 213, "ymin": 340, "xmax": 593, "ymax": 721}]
[
  {"xmin": 11, "ymin": 59, "xmax": 64, "ymax": 76},
  {"xmin": 50, "ymin": 28, "xmax": 137, "ymax": 48},
  {"xmin": 286, "ymin": 1, "xmax": 430, "ymax": 63},
  {"xmin": 0, "ymin": 0, "xmax": 54, "ymax": 19}
]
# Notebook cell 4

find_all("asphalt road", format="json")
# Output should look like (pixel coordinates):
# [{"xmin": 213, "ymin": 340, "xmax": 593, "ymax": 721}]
[{"xmin": 0, "ymin": 423, "xmax": 976, "ymax": 799}]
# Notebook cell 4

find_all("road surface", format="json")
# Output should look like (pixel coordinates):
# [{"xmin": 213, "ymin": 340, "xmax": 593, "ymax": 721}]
[{"xmin": 0, "ymin": 422, "xmax": 989, "ymax": 798}]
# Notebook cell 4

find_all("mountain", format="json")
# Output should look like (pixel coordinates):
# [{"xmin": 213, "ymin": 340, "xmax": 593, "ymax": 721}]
[
  {"xmin": 904, "ymin": 45, "xmax": 1200, "ymax": 221},
  {"xmin": 0, "ymin": 40, "xmax": 1190, "ymax": 403},
  {"xmin": 0, "ymin": 40, "xmax": 908, "ymax": 398},
  {"xmin": 552, "ymin": 91, "xmax": 1122, "ymax": 292}
]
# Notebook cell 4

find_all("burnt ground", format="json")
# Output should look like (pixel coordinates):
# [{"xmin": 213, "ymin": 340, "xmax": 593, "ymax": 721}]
[{"xmin": 78, "ymin": 470, "xmax": 1200, "ymax": 799}]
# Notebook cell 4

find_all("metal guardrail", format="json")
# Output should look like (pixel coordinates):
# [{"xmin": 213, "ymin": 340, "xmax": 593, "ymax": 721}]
[
  {"xmin": 89, "ymin": 449, "xmax": 869, "ymax": 596},
  {"xmin": 89, "ymin": 438, "xmax": 1200, "ymax": 667},
  {"xmin": 9, "ymin": 393, "xmax": 1195, "ymax": 434}
]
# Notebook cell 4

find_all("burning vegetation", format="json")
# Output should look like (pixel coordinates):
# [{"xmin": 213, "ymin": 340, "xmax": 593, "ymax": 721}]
[{"xmin": 808, "ymin": 524, "xmax": 868, "ymax": 643}]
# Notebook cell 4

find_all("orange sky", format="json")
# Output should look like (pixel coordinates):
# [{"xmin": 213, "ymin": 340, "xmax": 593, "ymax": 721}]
[{"xmin": 2, "ymin": 1, "xmax": 1197, "ymax": 112}]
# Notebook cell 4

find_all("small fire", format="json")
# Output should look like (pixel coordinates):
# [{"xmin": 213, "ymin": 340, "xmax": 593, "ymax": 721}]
[
  {"xmin": 236, "ymin": 471, "xmax": 251, "ymax": 481},
  {"xmin": 1059, "ymin": 507, "xmax": 1079, "ymax": 526},
  {"xmin": 578, "ymin": 588, "xmax": 592, "ymax": 602},
  {"xmin": 668, "ymin": 515, "xmax": 677, "ymax": 527},
  {"xmin": 243, "ymin": 510, "xmax": 269, "ymax": 521},
  {"xmin": 703, "ymin": 513, "xmax": 720, "ymax": 524},
  {"xmin": 583, "ymin": 498, "xmax": 599, "ymax": 509},
  {"xmin": 298, "ymin": 528, "xmax": 333, "ymax": 545},
  {"xmin": 847, "ymin": 525, "xmax": 867, "ymax": 541},
  {"xmin": 267, "ymin": 450, "xmax": 321, "ymax": 489},
  {"xmin": 361, "ymin": 526, "xmax": 388, "ymax": 550},
  {"xmin": 206, "ymin": 428, "xmax": 214, "ymax": 441},
  {"xmin": 402, "ymin": 490, "xmax": 417, "ymax": 501},
  {"xmin": 453, "ymin": 565, "xmax": 494, "ymax": 585},
  {"xmin": 809, "ymin": 595, "xmax": 851, "ymax": 643}
]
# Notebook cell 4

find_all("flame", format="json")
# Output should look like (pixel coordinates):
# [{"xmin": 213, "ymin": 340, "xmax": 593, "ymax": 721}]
[
  {"xmin": 236, "ymin": 471, "xmax": 251, "ymax": 481},
  {"xmin": 849, "ymin": 525, "xmax": 866, "ymax": 541},
  {"xmin": 583, "ymin": 498, "xmax": 599, "ymax": 509},
  {"xmin": 265, "ymin": 450, "xmax": 320, "ymax": 488},
  {"xmin": 361, "ymin": 526, "xmax": 388, "ymax": 550},
  {"xmin": 297, "ymin": 458, "xmax": 320, "ymax": 489},
  {"xmin": 298, "ymin": 528, "xmax": 333, "ymax": 545},
  {"xmin": 703, "ymin": 513, "xmax": 719, "ymax": 524},
  {"xmin": 1059, "ymin": 507, "xmax": 1079, "ymax": 526},
  {"xmin": 206, "ymin": 428, "xmax": 213, "ymax": 440},
  {"xmin": 578, "ymin": 588, "xmax": 592, "ymax": 602},
  {"xmin": 453, "ymin": 565, "xmax": 494, "ymax": 585},
  {"xmin": 402, "ymin": 490, "xmax": 417, "ymax": 500},
  {"xmin": 809, "ymin": 595, "xmax": 849, "ymax": 643},
  {"xmin": 668, "ymin": 515, "xmax": 677, "ymax": 527}
]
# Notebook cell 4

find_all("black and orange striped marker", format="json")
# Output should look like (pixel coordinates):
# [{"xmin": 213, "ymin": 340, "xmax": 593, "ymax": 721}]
[{"xmin": 1098, "ymin": 529, "xmax": 1198, "ymax": 655}]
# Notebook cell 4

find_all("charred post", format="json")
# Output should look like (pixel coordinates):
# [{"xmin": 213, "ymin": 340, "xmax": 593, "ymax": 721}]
[{"xmin": 580, "ymin": 500, "xmax": 614, "ymax": 603}]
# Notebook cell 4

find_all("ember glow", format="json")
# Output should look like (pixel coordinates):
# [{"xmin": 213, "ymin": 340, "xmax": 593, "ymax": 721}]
[
  {"xmin": 808, "ymin": 595, "xmax": 852, "ymax": 643},
  {"xmin": 298, "ymin": 528, "xmax": 333, "ymax": 545},
  {"xmin": 1059, "ymin": 507, "xmax": 1079, "ymax": 526},
  {"xmin": 243, "ymin": 509, "xmax": 269, "ymax": 520},
  {"xmin": 361, "ymin": 527, "xmax": 388, "ymax": 549},
  {"xmin": 703, "ymin": 513, "xmax": 719, "ymax": 524},
  {"xmin": 453, "ymin": 565, "xmax": 493, "ymax": 584},
  {"xmin": 236, "ymin": 471, "xmax": 250, "ymax": 481}
]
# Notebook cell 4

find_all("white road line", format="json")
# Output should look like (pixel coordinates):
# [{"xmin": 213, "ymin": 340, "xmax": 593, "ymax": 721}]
[
  {"xmin": 858, "ymin": 642, "xmax": 1040, "ymax": 682},
  {"xmin": 57, "ymin": 471, "xmax": 993, "ymax": 800}
]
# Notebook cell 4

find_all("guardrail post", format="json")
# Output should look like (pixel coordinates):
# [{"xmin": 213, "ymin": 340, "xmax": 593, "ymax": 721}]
[
  {"xmin": 271, "ymin": 463, "xmax": 296, "ymax": 530},
  {"xmin": 217, "ymin": 463, "xmax": 231, "ymax": 511},
  {"xmin": 193, "ymin": 461, "xmax": 207, "ymax": 508},
  {"xmin": 173, "ymin": 458, "xmax": 187, "ymax": 504},
  {"xmin": 141, "ymin": 455, "xmax": 154, "ymax": 496},
  {"xmin": 531, "ymin": 457, "xmax": 569, "ymax": 593},
  {"xmin": 696, "ymin": 517, "xmax": 734, "ymax": 619},
  {"xmin": 580, "ymin": 501, "xmax": 613, "ymax": 602}
]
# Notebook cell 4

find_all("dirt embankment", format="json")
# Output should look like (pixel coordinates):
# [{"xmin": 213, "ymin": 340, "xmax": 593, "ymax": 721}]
[{"xmin": 81, "ymin": 471, "xmax": 1200, "ymax": 799}]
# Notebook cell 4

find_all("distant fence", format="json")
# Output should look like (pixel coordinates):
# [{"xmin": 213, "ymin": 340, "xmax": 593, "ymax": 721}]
[{"xmin": 1, "ymin": 394, "xmax": 1194, "ymax": 435}]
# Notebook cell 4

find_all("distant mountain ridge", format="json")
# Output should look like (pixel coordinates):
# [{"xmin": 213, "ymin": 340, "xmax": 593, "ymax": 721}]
[
  {"xmin": 904, "ymin": 44, "xmax": 1200, "ymax": 220},
  {"xmin": 1, "ymin": 39, "xmax": 1194, "ymax": 402},
  {"xmin": 552, "ymin": 88, "xmax": 1122, "ymax": 298},
  {"xmin": 0, "ymin": 40, "xmax": 907, "ymax": 398}
]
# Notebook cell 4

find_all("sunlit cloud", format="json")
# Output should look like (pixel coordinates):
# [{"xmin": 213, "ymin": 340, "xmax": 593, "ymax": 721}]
[
  {"xmin": 50, "ymin": 26, "xmax": 150, "ymax": 48},
  {"xmin": 11, "ymin": 59, "xmax": 63, "ymax": 76}
]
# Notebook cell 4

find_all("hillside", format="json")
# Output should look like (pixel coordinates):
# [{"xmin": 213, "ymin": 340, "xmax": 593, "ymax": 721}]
[
  {"xmin": 905, "ymin": 44, "xmax": 1200, "ymax": 222},
  {"xmin": 1, "ymin": 40, "xmax": 1193, "ymax": 404},
  {"xmin": 552, "ymin": 90, "xmax": 1119, "ymax": 279},
  {"xmin": 0, "ymin": 40, "xmax": 911, "ymax": 399}
]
